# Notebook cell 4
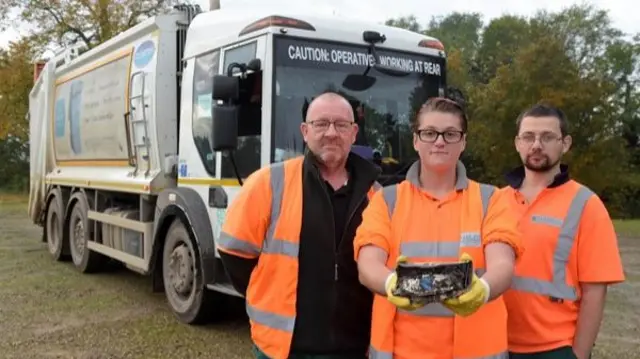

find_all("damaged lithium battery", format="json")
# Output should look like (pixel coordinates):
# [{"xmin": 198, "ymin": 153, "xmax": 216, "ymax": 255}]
[{"xmin": 392, "ymin": 261, "xmax": 473, "ymax": 304}]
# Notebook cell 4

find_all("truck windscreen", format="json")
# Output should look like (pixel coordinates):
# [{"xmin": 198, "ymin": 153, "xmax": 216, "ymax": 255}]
[{"xmin": 271, "ymin": 36, "xmax": 447, "ymax": 184}]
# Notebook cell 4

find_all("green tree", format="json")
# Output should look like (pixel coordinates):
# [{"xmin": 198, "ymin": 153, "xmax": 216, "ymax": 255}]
[
  {"xmin": 385, "ymin": 5, "xmax": 639, "ymax": 217},
  {"xmin": 385, "ymin": 15, "xmax": 421, "ymax": 33},
  {"xmin": 474, "ymin": 15, "xmax": 531, "ymax": 83},
  {"xmin": 0, "ymin": 37, "xmax": 38, "ymax": 141}
]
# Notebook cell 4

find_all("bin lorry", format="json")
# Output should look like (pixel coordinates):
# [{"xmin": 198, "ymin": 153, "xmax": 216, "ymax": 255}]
[{"xmin": 27, "ymin": 2, "xmax": 449, "ymax": 324}]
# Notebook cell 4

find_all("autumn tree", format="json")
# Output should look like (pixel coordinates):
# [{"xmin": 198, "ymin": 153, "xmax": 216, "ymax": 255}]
[
  {"xmin": 0, "ymin": 0, "xmax": 172, "ymax": 50},
  {"xmin": 0, "ymin": 37, "xmax": 38, "ymax": 191},
  {"xmin": 0, "ymin": 37, "xmax": 38, "ymax": 140}
]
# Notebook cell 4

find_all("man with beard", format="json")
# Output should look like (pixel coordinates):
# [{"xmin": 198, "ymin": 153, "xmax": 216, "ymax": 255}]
[
  {"xmin": 500, "ymin": 104, "xmax": 625, "ymax": 359},
  {"xmin": 217, "ymin": 91, "xmax": 382, "ymax": 359}
]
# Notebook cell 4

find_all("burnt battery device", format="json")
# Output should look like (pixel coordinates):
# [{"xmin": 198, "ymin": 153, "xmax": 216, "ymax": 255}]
[{"xmin": 392, "ymin": 260, "xmax": 474, "ymax": 304}]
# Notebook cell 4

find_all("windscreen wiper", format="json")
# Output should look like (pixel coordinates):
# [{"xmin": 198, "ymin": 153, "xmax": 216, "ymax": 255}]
[{"xmin": 362, "ymin": 31, "xmax": 411, "ymax": 78}]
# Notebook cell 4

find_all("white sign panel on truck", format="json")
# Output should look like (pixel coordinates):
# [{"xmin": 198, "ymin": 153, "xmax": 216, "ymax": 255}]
[{"xmin": 52, "ymin": 51, "xmax": 131, "ymax": 162}]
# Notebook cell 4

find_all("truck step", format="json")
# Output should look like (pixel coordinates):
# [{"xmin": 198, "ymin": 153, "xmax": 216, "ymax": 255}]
[{"xmin": 87, "ymin": 241, "xmax": 148, "ymax": 273}]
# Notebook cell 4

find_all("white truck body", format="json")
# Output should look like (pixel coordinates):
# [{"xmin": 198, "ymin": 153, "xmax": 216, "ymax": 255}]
[{"xmin": 28, "ymin": 4, "xmax": 448, "ymax": 324}]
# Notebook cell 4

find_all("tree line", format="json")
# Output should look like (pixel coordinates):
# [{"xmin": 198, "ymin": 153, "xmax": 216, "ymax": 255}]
[
  {"xmin": 385, "ymin": 5, "xmax": 639, "ymax": 218},
  {"xmin": 0, "ymin": 2, "xmax": 638, "ymax": 217}
]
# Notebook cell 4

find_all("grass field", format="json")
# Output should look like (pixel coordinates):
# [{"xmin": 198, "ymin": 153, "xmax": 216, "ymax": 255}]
[
  {"xmin": 0, "ymin": 195, "xmax": 638, "ymax": 358},
  {"xmin": 0, "ymin": 199, "xmax": 252, "ymax": 359},
  {"xmin": 613, "ymin": 219, "xmax": 640, "ymax": 238}
]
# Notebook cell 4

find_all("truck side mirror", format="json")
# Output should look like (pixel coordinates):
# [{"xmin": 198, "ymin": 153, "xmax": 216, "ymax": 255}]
[
  {"xmin": 210, "ymin": 74, "xmax": 240, "ymax": 152},
  {"xmin": 211, "ymin": 105, "xmax": 238, "ymax": 152},
  {"xmin": 212, "ymin": 75, "xmax": 239, "ymax": 101}
]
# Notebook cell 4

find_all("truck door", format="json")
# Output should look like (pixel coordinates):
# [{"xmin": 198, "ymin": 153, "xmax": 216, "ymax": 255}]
[
  {"xmin": 218, "ymin": 38, "xmax": 268, "ymax": 181},
  {"xmin": 212, "ymin": 38, "xmax": 268, "ymax": 251},
  {"xmin": 176, "ymin": 36, "xmax": 268, "ymax": 256}
]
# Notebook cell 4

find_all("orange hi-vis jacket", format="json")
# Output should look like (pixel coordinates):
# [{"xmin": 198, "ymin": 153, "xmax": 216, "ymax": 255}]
[
  {"xmin": 217, "ymin": 156, "xmax": 381, "ymax": 359},
  {"xmin": 354, "ymin": 161, "xmax": 523, "ymax": 359},
  {"xmin": 500, "ymin": 170, "xmax": 626, "ymax": 353}
]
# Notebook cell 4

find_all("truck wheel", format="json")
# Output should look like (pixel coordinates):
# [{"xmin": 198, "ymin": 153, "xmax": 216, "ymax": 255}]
[
  {"xmin": 162, "ymin": 219, "xmax": 215, "ymax": 324},
  {"xmin": 67, "ymin": 193, "xmax": 105, "ymax": 273},
  {"xmin": 45, "ymin": 190, "xmax": 69, "ymax": 261}
]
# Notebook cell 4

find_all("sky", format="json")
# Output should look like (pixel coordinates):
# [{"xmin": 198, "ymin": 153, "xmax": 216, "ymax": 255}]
[{"xmin": 0, "ymin": 0, "xmax": 637, "ymax": 49}]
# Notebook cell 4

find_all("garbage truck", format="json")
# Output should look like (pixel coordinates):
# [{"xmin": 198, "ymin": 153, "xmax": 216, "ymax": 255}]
[{"xmin": 27, "ymin": 3, "xmax": 449, "ymax": 324}]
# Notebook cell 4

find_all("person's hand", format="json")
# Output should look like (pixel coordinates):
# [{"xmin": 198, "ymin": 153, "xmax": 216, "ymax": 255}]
[
  {"xmin": 384, "ymin": 255, "xmax": 426, "ymax": 311},
  {"xmin": 442, "ymin": 252, "xmax": 490, "ymax": 317}
]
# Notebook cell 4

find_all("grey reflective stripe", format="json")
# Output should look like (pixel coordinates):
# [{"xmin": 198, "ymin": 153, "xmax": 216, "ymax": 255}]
[
  {"xmin": 510, "ymin": 185, "xmax": 594, "ymax": 300},
  {"xmin": 531, "ymin": 215, "xmax": 563, "ymax": 227},
  {"xmin": 478, "ymin": 184, "xmax": 496, "ymax": 217},
  {"xmin": 401, "ymin": 241, "xmax": 459, "ymax": 257},
  {"xmin": 261, "ymin": 162, "xmax": 299, "ymax": 258},
  {"xmin": 455, "ymin": 352, "xmax": 509, "ymax": 359},
  {"xmin": 264, "ymin": 162, "xmax": 284, "ymax": 250},
  {"xmin": 246, "ymin": 303, "xmax": 295, "ymax": 333},
  {"xmin": 382, "ymin": 183, "xmax": 495, "ymax": 222},
  {"xmin": 372, "ymin": 181, "xmax": 382, "ymax": 191},
  {"xmin": 217, "ymin": 231, "xmax": 261, "ymax": 256},
  {"xmin": 370, "ymin": 346, "xmax": 507, "ymax": 359},
  {"xmin": 263, "ymin": 239, "xmax": 299, "ymax": 257},
  {"xmin": 382, "ymin": 184, "xmax": 397, "ymax": 218},
  {"xmin": 400, "ymin": 235, "xmax": 481, "ymax": 258},
  {"xmin": 401, "ymin": 302, "xmax": 452, "ymax": 317},
  {"xmin": 369, "ymin": 346, "xmax": 392, "ymax": 359},
  {"xmin": 460, "ymin": 232, "xmax": 482, "ymax": 247}
]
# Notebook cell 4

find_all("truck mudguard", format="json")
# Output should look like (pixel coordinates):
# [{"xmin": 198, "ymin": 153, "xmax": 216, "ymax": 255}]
[{"xmin": 152, "ymin": 187, "xmax": 217, "ymax": 285}]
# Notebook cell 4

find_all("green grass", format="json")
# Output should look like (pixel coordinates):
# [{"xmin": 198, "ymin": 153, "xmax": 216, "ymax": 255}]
[
  {"xmin": 0, "ymin": 202, "xmax": 252, "ymax": 359},
  {"xmin": 0, "ymin": 192, "xmax": 28, "ymax": 203},
  {"xmin": 613, "ymin": 219, "xmax": 640, "ymax": 237},
  {"xmin": 1, "ymin": 196, "xmax": 638, "ymax": 358}
]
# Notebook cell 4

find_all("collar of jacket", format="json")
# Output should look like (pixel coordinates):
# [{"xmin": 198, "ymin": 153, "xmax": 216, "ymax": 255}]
[
  {"xmin": 404, "ymin": 160, "xmax": 470, "ymax": 191},
  {"xmin": 504, "ymin": 164, "xmax": 570, "ymax": 189},
  {"xmin": 302, "ymin": 148, "xmax": 381, "ymax": 188}
]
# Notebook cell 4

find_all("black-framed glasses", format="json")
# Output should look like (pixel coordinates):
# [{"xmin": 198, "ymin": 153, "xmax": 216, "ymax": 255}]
[
  {"xmin": 307, "ymin": 119, "xmax": 355, "ymax": 133},
  {"xmin": 517, "ymin": 132, "xmax": 563, "ymax": 146},
  {"xmin": 416, "ymin": 129, "xmax": 465, "ymax": 144}
]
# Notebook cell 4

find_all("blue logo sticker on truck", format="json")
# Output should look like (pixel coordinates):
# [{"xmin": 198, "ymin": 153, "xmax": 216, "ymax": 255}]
[
  {"xmin": 54, "ymin": 98, "xmax": 66, "ymax": 138},
  {"xmin": 69, "ymin": 80, "xmax": 84, "ymax": 154},
  {"xmin": 134, "ymin": 40, "xmax": 155, "ymax": 68},
  {"xmin": 179, "ymin": 162, "xmax": 188, "ymax": 177}
]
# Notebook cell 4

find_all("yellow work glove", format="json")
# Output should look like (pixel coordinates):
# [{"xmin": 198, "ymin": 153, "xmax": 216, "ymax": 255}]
[
  {"xmin": 442, "ymin": 252, "xmax": 490, "ymax": 317},
  {"xmin": 384, "ymin": 255, "xmax": 426, "ymax": 311}
]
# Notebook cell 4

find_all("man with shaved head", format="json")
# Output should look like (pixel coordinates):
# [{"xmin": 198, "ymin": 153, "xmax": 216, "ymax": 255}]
[{"xmin": 218, "ymin": 91, "xmax": 382, "ymax": 359}]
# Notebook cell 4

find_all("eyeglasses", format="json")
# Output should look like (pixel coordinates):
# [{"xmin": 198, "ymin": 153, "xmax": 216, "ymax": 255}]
[
  {"xmin": 307, "ymin": 119, "xmax": 355, "ymax": 133},
  {"xmin": 415, "ymin": 129, "xmax": 465, "ymax": 144},
  {"xmin": 517, "ymin": 132, "xmax": 563, "ymax": 145}
]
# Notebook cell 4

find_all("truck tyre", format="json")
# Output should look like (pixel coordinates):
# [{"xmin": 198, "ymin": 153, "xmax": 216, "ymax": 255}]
[
  {"xmin": 162, "ymin": 218, "xmax": 216, "ymax": 324},
  {"xmin": 45, "ymin": 189, "xmax": 69, "ymax": 261},
  {"xmin": 67, "ymin": 192, "xmax": 105, "ymax": 273}
]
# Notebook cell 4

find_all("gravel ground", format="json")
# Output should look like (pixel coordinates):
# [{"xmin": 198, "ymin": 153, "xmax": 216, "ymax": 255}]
[{"xmin": 0, "ymin": 199, "xmax": 638, "ymax": 358}]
